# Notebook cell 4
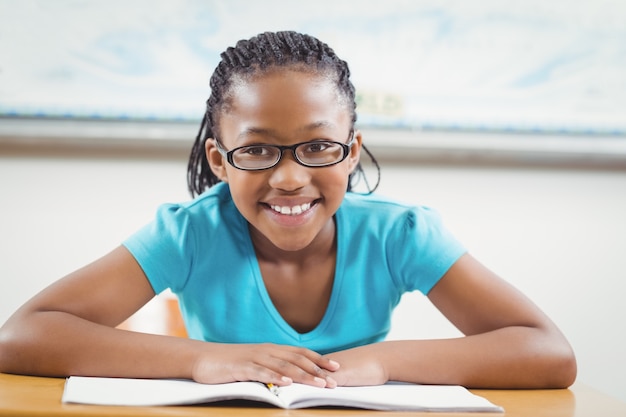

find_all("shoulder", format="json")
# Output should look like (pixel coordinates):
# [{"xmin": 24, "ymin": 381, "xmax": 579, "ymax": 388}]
[
  {"xmin": 172, "ymin": 182, "xmax": 233, "ymax": 212},
  {"xmin": 122, "ymin": 183, "xmax": 244, "ymax": 293},
  {"xmin": 337, "ymin": 192, "xmax": 465, "ymax": 293},
  {"xmin": 156, "ymin": 183, "xmax": 237, "ymax": 223},
  {"xmin": 342, "ymin": 191, "xmax": 415, "ymax": 209},
  {"xmin": 134, "ymin": 183, "xmax": 242, "ymax": 245},
  {"xmin": 338, "ymin": 192, "xmax": 459, "ymax": 249},
  {"xmin": 340, "ymin": 192, "xmax": 441, "ymax": 227}
]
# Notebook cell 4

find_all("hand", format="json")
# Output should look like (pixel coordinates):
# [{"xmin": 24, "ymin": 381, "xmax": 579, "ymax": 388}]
[
  {"xmin": 192, "ymin": 343, "xmax": 340, "ymax": 388},
  {"xmin": 325, "ymin": 344, "xmax": 389, "ymax": 386}
]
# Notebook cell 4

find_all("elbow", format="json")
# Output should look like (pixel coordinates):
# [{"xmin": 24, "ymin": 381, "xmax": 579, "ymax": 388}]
[
  {"xmin": 0, "ymin": 317, "xmax": 37, "ymax": 376},
  {"xmin": 507, "ymin": 326, "xmax": 578, "ymax": 389},
  {"xmin": 535, "ymin": 333, "xmax": 577, "ymax": 389},
  {"xmin": 0, "ymin": 326, "xmax": 15, "ymax": 374},
  {"xmin": 548, "ymin": 346, "xmax": 577, "ymax": 389},
  {"xmin": 0, "ymin": 323, "xmax": 21, "ymax": 375}
]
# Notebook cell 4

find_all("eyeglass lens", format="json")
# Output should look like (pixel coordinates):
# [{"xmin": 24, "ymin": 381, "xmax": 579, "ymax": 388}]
[{"xmin": 232, "ymin": 141, "xmax": 347, "ymax": 169}]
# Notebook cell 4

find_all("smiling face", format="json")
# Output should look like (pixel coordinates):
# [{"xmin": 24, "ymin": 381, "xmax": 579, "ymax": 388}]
[{"xmin": 205, "ymin": 68, "xmax": 361, "ymax": 256}]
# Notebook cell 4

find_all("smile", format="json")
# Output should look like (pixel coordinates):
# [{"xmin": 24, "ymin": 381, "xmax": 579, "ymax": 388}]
[{"xmin": 269, "ymin": 202, "xmax": 312, "ymax": 216}]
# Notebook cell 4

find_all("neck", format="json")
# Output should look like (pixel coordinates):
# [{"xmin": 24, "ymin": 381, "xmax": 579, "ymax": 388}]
[{"xmin": 249, "ymin": 218, "xmax": 336, "ymax": 266}]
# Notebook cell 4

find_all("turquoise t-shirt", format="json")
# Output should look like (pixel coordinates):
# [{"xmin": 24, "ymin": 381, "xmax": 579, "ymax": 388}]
[{"xmin": 123, "ymin": 183, "xmax": 466, "ymax": 354}]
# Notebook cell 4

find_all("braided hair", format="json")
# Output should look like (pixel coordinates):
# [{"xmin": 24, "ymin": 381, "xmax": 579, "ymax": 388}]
[{"xmin": 187, "ymin": 31, "xmax": 380, "ymax": 197}]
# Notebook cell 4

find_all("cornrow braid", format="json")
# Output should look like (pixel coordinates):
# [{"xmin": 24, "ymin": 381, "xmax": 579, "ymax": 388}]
[{"xmin": 187, "ymin": 30, "xmax": 380, "ymax": 197}]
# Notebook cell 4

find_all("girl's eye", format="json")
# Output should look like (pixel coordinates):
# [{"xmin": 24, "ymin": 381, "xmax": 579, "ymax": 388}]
[
  {"xmin": 303, "ymin": 142, "xmax": 332, "ymax": 153},
  {"xmin": 240, "ymin": 146, "xmax": 274, "ymax": 158}
]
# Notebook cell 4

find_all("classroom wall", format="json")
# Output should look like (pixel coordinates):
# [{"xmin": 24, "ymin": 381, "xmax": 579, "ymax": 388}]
[{"xmin": 1, "ymin": 151, "xmax": 625, "ymax": 402}]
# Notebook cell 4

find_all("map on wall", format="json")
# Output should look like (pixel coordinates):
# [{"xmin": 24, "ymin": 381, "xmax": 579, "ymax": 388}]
[{"xmin": 1, "ymin": 0, "xmax": 625, "ymax": 135}]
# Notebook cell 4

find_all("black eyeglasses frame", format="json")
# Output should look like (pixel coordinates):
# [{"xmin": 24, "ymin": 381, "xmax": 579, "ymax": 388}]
[{"xmin": 214, "ymin": 130, "xmax": 355, "ymax": 171}]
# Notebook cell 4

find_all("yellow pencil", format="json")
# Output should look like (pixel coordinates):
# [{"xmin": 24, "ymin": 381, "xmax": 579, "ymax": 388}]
[{"xmin": 266, "ymin": 383, "xmax": 280, "ymax": 395}]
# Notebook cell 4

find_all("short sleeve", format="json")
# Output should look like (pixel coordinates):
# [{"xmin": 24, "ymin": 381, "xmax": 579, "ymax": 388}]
[
  {"xmin": 388, "ymin": 206, "xmax": 466, "ymax": 294},
  {"xmin": 122, "ymin": 203, "xmax": 196, "ymax": 294}
]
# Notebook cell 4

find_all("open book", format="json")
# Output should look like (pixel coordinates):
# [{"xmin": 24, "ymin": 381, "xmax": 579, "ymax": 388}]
[{"xmin": 62, "ymin": 376, "xmax": 504, "ymax": 412}]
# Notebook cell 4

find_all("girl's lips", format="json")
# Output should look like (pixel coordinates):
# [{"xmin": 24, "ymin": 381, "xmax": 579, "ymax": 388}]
[
  {"xmin": 269, "ymin": 202, "xmax": 312, "ymax": 216},
  {"xmin": 262, "ymin": 199, "xmax": 320, "ymax": 226}
]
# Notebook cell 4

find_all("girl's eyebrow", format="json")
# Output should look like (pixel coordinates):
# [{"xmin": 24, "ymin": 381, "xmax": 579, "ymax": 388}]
[
  {"xmin": 236, "ymin": 127, "xmax": 274, "ymax": 140},
  {"xmin": 236, "ymin": 122, "xmax": 337, "ymax": 141},
  {"xmin": 300, "ymin": 121, "xmax": 336, "ymax": 131}
]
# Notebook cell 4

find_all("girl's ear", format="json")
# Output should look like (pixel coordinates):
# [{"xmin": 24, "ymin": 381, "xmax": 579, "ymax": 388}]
[
  {"xmin": 348, "ymin": 130, "xmax": 363, "ymax": 173},
  {"xmin": 205, "ymin": 139, "xmax": 229, "ymax": 183}
]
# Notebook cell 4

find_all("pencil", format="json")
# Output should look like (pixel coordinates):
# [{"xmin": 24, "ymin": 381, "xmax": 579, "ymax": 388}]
[{"xmin": 266, "ymin": 383, "xmax": 280, "ymax": 395}]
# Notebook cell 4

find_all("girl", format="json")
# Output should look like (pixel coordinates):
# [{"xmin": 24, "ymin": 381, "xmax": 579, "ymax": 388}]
[{"xmin": 0, "ymin": 31, "xmax": 576, "ymax": 389}]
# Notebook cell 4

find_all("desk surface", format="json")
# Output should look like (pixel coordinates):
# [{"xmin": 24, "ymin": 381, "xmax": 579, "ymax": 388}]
[{"xmin": 1, "ymin": 373, "xmax": 625, "ymax": 417}]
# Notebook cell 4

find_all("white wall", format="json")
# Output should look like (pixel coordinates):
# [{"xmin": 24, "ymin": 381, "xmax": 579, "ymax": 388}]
[{"xmin": 1, "ymin": 152, "xmax": 625, "ymax": 402}]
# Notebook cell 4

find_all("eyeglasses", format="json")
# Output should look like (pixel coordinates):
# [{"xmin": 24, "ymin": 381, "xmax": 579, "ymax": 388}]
[{"xmin": 215, "ymin": 130, "xmax": 355, "ymax": 171}]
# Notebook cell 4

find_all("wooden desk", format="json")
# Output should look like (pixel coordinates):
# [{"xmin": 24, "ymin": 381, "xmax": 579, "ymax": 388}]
[{"xmin": 1, "ymin": 373, "xmax": 625, "ymax": 417}]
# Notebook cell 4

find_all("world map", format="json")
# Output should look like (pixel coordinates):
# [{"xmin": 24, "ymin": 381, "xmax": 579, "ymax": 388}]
[{"xmin": 1, "ymin": 0, "xmax": 624, "ymax": 135}]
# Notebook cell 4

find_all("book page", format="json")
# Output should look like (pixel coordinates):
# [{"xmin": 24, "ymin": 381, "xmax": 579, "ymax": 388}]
[
  {"xmin": 278, "ymin": 382, "xmax": 503, "ymax": 411},
  {"xmin": 62, "ymin": 377, "xmax": 283, "ymax": 407},
  {"xmin": 63, "ymin": 377, "xmax": 502, "ymax": 411}
]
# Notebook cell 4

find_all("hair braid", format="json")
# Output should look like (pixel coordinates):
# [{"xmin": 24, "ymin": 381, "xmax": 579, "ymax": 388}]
[{"xmin": 187, "ymin": 30, "xmax": 379, "ymax": 197}]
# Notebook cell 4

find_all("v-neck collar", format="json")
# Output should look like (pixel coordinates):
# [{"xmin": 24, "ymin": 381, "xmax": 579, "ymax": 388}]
[{"xmin": 238, "ymin": 207, "xmax": 346, "ymax": 342}]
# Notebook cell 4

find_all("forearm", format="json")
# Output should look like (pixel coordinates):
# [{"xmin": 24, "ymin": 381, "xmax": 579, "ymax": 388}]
[
  {"xmin": 0, "ymin": 310, "xmax": 341, "ymax": 387},
  {"xmin": 374, "ymin": 326, "xmax": 576, "ymax": 389},
  {"xmin": 0, "ymin": 310, "xmax": 205, "ymax": 379},
  {"xmin": 372, "ymin": 253, "xmax": 580, "ymax": 389}
]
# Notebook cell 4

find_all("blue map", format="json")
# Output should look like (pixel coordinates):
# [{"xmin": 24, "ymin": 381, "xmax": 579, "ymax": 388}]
[{"xmin": 1, "ymin": 0, "xmax": 624, "ymax": 135}]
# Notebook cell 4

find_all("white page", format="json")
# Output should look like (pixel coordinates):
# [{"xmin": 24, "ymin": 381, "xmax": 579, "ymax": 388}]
[
  {"xmin": 277, "ymin": 382, "xmax": 503, "ymax": 411},
  {"xmin": 62, "ymin": 377, "xmax": 282, "ymax": 407},
  {"xmin": 62, "ymin": 377, "xmax": 503, "ymax": 412}
]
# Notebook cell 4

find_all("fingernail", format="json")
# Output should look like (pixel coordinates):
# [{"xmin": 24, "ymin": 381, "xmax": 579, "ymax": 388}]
[
  {"xmin": 314, "ymin": 377, "xmax": 326, "ymax": 386},
  {"xmin": 281, "ymin": 376, "xmax": 292, "ymax": 384},
  {"xmin": 326, "ymin": 376, "xmax": 337, "ymax": 388},
  {"xmin": 328, "ymin": 359, "xmax": 340, "ymax": 368}
]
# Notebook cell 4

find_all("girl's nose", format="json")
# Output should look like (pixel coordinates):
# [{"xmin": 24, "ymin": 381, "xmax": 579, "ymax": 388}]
[{"xmin": 267, "ymin": 153, "xmax": 311, "ymax": 191}]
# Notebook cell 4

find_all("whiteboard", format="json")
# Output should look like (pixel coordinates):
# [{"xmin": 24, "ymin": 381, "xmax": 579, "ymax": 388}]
[{"xmin": 1, "ymin": 0, "xmax": 625, "ymax": 136}]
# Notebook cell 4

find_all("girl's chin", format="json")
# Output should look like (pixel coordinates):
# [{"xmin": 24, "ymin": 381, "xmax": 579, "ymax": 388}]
[
  {"xmin": 250, "ymin": 204, "xmax": 335, "ymax": 252},
  {"xmin": 263, "ymin": 230, "xmax": 318, "ymax": 252}
]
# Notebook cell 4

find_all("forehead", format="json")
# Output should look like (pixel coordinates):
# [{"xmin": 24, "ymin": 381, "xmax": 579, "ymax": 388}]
[
  {"xmin": 218, "ymin": 69, "xmax": 351, "ymax": 139},
  {"xmin": 227, "ymin": 66, "xmax": 346, "ymax": 105}
]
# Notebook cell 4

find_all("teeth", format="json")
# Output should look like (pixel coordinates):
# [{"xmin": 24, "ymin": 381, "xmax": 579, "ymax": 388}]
[{"xmin": 270, "ymin": 203, "xmax": 311, "ymax": 215}]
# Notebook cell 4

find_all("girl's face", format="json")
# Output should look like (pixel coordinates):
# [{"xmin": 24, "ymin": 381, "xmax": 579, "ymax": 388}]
[{"xmin": 206, "ymin": 69, "xmax": 361, "ymax": 254}]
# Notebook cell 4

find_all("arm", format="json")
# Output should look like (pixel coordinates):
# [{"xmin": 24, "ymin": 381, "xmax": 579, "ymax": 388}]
[
  {"xmin": 327, "ymin": 253, "xmax": 577, "ymax": 388},
  {"xmin": 0, "ymin": 246, "xmax": 338, "ymax": 387}
]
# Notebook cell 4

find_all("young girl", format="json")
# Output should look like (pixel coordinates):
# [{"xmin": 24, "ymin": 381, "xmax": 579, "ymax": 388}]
[{"xmin": 0, "ymin": 31, "xmax": 575, "ymax": 389}]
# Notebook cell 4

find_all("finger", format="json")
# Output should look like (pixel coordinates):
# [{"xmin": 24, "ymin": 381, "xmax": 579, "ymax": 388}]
[
  {"xmin": 322, "ymin": 357, "xmax": 341, "ymax": 371},
  {"xmin": 228, "ymin": 361, "xmax": 293, "ymax": 386},
  {"xmin": 288, "ymin": 347, "xmax": 340, "ymax": 371},
  {"xmin": 268, "ymin": 348, "xmax": 338, "ymax": 388}
]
